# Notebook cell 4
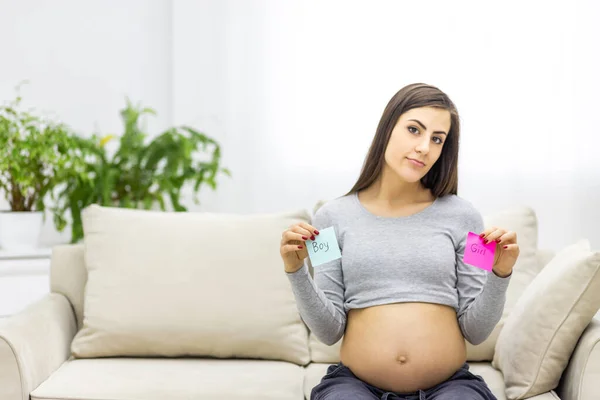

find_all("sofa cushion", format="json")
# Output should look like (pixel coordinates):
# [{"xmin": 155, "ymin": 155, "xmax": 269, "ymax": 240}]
[
  {"xmin": 30, "ymin": 358, "xmax": 304, "ymax": 400},
  {"xmin": 468, "ymin": 363, "xmax": 560, "ymax": 400},
  {"xmin": 308, "ymin": 333, "xmax": 342, "ymax": 363},
  {"xmin": 468, "ymin": 362, "xmax": 507, "ymax": 399},
  {"xmin": 304, "ymin": 362, "xmax": 558, "ymax": 400},
  {"xmin": 556, "ymin": 317, "xmax": 600, "ymax": 400},
  {"xmin": 303, "ymin": 363, "xmax": 328, "ymax": 399},
  {"xmin": 493, "ymin": 239, "xmax": 600, "ymax": 399},
  {"xmin": 70, "ymin": 205, "xmax": 311, "ymax": 365},
  {"xmin": 308, "ymin": 204, "xmax": 541, "ymax": 363}
]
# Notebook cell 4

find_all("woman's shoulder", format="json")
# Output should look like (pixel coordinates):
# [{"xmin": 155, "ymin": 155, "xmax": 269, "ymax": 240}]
[{"xmin": 312, "ymin": 193, "xmax": 357, "ymax": 222}]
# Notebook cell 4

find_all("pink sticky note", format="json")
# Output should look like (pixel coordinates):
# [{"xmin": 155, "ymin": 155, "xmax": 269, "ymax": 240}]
[{"xmin": 463, "ymin": 232, "xmax": 496, "ymax": 271}]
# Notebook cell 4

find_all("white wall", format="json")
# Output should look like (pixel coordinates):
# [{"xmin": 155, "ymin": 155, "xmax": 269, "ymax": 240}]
[
  {"xmin": 172, "ymin": 0, "xmax": 600, "ymax": 251},
  {"xmin": 1, "ymin": 0, "xmax": 599, "ymax": 251},
  {"xmin": 0, "ymin": 0, "xmax": 173, "ymax": 244}
]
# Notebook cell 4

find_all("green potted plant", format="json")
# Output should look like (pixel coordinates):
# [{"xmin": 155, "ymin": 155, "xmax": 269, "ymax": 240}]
[
  {"xmin": 0, "ymin": 84, "xmax": 84, "ymax": 250},
  {"xmin": 52, "ymin": 98, "xmax": 230, "ymax": 243}
]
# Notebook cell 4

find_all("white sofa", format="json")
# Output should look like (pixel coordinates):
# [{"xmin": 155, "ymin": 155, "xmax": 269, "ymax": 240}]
[{"xmin": 0, "ymin": 202, "xmax": 599, "ymax": 400}]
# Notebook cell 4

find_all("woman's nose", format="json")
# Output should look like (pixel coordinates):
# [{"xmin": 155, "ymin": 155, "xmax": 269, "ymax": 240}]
[{"xmin": 415, "ymin": 137, "xmax": 430, "ymax": 154}]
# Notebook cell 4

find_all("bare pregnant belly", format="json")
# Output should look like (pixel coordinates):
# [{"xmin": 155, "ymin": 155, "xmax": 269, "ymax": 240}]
[{"xmin": 339, "ymin": 302, "xmax": 467, "ymax": 393}]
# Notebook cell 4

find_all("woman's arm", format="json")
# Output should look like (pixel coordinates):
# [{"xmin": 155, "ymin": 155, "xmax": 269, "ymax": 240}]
[
  {"xmin": 286, "ymin": 206, "xmax": 346, "ymax": 345},
  {"xmin": 455, "ymin": 210, "xmax": 512, "ymax": 345}
]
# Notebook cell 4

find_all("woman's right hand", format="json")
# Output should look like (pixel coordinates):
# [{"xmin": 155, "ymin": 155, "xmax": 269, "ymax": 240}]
[{"xmin": 280, "ymin": 222, "xmax": 320, "ymax": 273}]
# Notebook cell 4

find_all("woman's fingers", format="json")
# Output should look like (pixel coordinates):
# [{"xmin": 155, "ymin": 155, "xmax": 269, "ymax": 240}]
[
  {"xmin": 280, "ymin": 223, "xmax": 319, "ymax": 253},
  {"xmin": 479, "ymin": 227, "xmax": 496, "ymax": 242},
  {"xmin": 298, "ymin": 222, "xmax": 319, "ymax": 236},
  {"xmin": 501, "ymin": 243, "xmax": 519, "ymax": 252},
  {"xmin": 481, "ymin": 227, "xmax": 505, "ymax": 244},
  {"xmin": 480, "ymin": 227, "xmax": 517, "ymax": 245},
  {"xmin": 280, "ymin": 222, "xmax": 321, "ymax": 250},
  {"xmin": 280, "ymin": 223, "xmax": 314, "ymax": 271},
  {"xmin": 286, "ymin": 224, "xmax": 317, "ymax": 240},
  {"xmin": 281, "ymin": 243, "xmax": 305, "ymax": 254},
  {"xmin": 281, "ymin": 229, "xmax": 309, "ymax": 244},
  {"xmin": 496, "ymin": 231, "xmax": 517, "ymax": 245}
]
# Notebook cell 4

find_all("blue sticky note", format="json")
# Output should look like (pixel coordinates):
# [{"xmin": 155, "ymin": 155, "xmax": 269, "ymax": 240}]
[{"xmin": 307, "ymin": 226, "xmax": 342, "ymax": 267}]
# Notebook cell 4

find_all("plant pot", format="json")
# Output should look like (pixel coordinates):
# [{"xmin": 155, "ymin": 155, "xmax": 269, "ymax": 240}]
[{"xmin": 0, "ymin": 211, "xmax": 43, "ymax": 251}]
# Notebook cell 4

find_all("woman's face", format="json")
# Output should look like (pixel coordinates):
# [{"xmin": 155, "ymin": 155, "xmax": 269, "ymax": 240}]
[{"xmin": 384, "ymin": 106, "xmax": 451, "ymax": 183}]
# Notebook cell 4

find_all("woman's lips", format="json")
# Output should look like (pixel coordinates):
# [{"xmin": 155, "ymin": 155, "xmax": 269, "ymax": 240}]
[{"xmin": 407, "ymin": 158, "xmax": 425, "ymax": 167}]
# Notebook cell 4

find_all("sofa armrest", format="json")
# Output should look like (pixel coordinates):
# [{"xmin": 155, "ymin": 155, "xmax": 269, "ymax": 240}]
[
  {"xmin": 0, "ymin": 293, "xmax": 77, "ymax": 400},
  {"xmin": 556, "ymin": 316, "xmax": 600, "ymax": 400}
]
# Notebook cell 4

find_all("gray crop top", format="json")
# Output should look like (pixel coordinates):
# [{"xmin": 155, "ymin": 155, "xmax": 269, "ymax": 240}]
[{"xmin": 286, "ymin": 192, "xmax": 511, "ymax": 345}]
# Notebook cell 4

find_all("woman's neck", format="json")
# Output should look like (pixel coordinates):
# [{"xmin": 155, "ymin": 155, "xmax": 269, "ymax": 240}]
[{"xmin": 360, "ymin": 168, "xmax": 433, "ymax": 206}]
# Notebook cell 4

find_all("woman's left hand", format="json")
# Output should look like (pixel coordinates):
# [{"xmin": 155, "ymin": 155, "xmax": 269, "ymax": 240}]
[{"xmin": 480, "ymin": 227, "xmax": 520, "ymax": 278}]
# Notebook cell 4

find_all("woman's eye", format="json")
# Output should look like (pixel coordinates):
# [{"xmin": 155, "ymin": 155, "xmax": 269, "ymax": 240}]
[
  {"xmin": 433, "ymin": 137, "xmax": 443, "ymax": 144},
  {"xmin": 408, "ymin": 126, "xmax": 419, "ymax": 134}
]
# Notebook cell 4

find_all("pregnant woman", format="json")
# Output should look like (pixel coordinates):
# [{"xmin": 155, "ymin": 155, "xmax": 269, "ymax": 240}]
[{"xmin": 280, "ymin": 83, "xmax": 519, "ymax": 400}]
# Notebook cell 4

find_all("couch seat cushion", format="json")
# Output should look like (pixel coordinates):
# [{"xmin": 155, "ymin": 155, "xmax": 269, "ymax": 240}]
[
  {"xmin": 31, "ymin": 358, "xmax": 304, "ymax": 400},
  {"xmin": 304, "ymin": 362, "xmax": 559, "ymax": 400},
  {"xmin": 304, "ymin": 363, "xmax": 329, "ymax": 399}
]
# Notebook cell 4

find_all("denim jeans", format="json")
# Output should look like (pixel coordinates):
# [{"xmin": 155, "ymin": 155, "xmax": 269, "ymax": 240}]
[{"xmin": 311, "ymin": 361, "xmax": 497, "ymax": 400}]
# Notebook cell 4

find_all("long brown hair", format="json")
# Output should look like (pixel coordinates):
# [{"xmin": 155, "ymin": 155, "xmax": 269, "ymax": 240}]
[{"xmin": 347, "ymin": 83, "xmax": 460, "ymax": 198}]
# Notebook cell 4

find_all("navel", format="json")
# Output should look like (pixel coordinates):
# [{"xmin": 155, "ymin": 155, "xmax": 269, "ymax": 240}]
[{"xmin": 396, "ymin": 354, "xmax": 408, "ymax": 365}]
